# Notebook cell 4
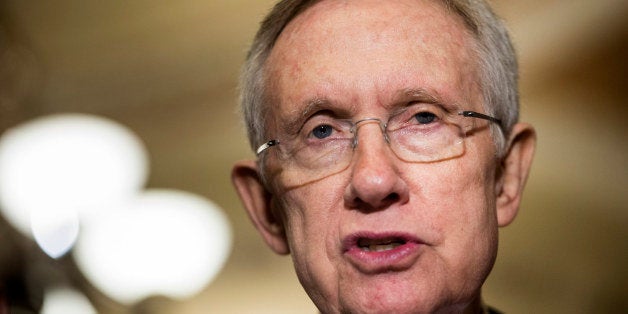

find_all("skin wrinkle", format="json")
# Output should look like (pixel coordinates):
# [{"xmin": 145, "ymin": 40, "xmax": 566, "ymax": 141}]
[
  {"xmin": 278, "ymin": 87, "xmax": 450, "ymax": 158},
  {"xmin": 270, "ymin": 86, "xmax": 477, "ymax": 159},
  {"xmin": 232, "ymin": 0, "xmax": 534, "ymax": 313},
  {"xmin": 268, "ymin": 11, "xmax": 477, "ymax": 132},
  {"xmin": 267, "ymin": 4, "xmax": 477, "ymax": 145},
  {"xmin": 263, "ymin": 1, "xmax": 495, "ymax": 312}
]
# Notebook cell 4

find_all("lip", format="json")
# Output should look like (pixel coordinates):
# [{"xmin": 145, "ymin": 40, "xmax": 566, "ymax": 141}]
[{"xmin": 342, "ymin": 231, "xmax": 424, "ymax": 274}]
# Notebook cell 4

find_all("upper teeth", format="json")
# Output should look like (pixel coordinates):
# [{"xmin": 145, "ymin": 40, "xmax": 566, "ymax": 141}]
[{"xmin": 362, "ymin": 242, "xmax": 402, "ymax": 252}]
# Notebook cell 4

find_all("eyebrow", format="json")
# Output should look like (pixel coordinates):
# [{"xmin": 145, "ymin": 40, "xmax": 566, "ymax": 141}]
[
  {"xmin": 396, "ymin": 88, "xmax": 442, "ymax": 105},
  {"xmin": 388, "ymin": 88, "xmax": 447, "ymax": 115},
  {"xmin": 277, "ymin": 88, "xmax": 446, "ymax": 136},
  {"xmin": 279, "ymin": 97, "xmax": 343, "ymax": 136}
]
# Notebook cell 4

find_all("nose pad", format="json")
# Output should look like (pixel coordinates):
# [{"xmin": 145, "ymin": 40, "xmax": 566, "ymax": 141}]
[{"xmin": 351, "ymin": 118, "xmax": 389, "ymax": 149}]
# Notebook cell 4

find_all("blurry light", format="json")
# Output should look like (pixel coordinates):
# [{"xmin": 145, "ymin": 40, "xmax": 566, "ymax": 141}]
[
  {"xmin": 41, "ymin": 287, "xmax": 97, "ymax": 314},
  {"xmin": 30, "ymin": 205, "xmax": 80, "ymax": 258},
  {"xmin": 74, "ymin": 189, "xmax": 232, "ymax": 304},
  {"xmin": 0, "ymin": 113, "xmax": 148, "ymax": 258}
]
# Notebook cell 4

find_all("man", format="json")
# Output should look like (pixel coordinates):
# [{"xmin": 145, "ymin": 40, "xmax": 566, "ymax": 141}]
[{"xmin": 232, "ymin": 0, "xmax": 536, "ymax": 313}]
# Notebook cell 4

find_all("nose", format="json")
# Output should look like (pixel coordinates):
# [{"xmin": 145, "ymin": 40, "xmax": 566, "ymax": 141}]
[{"xmin": 343, "ymin": 121, "xmax": 409, "ymax": 212}]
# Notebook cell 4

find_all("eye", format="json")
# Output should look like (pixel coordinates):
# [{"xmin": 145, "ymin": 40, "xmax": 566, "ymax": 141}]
[
  {"xmin": 413, "ymin": 111, "xmax": 437, "ymax": 124},
  {"xmin": 311, "ymin": 124, "xmax": 334, "ymax": 139}
]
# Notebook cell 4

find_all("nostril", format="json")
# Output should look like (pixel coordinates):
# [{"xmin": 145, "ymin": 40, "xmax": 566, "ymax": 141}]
[
  {"xmin": 383, "ymin": 193, "xmax": 399, "ymax": 203},
  {"xmin": 350, "ymin": 193, "xmax": 400, "ymax": 212}
]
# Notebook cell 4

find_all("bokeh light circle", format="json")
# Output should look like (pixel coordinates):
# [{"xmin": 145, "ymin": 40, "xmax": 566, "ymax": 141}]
[
  {"xmin": 0, "ymin": 113, "xmax": 149, "ymax": 257},
  {"xmin": 41, "ymin": 287, "xmax": 97, "ymax": 314},
  {"xmin": 74, "ymin": 189, "xmax": 232, "ymax": 304}
]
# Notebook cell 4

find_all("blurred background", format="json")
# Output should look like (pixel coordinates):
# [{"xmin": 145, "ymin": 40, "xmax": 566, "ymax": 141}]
[{"xmin": 0, "ymin": 0, "xmax": 626, "ymax": 313}]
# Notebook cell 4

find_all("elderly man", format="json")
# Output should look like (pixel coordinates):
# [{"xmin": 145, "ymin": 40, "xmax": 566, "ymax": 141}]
[{"xmin": 232, "ymin": 0, "xmax": 536, "ymax": 313}]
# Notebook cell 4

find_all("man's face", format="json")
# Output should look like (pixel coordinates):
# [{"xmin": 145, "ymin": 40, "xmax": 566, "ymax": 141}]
[{"xmin": 261, "ymin": 0, "xmax": 501, "ymax": 312}]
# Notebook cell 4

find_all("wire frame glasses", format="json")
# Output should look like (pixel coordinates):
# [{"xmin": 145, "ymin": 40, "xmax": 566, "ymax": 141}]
[{"xmin": 257, "ymin": 103, "xmax": 501, "ymax": 187}]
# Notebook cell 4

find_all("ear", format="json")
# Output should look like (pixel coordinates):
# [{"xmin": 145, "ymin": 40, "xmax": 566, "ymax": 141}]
[
  {"xmin": 495, "ymin": 122, "xmax": 536, "ymax": 227},
  {"xmin": 231, "ymin": 160, "xmax": 290, "ymax": 254}
]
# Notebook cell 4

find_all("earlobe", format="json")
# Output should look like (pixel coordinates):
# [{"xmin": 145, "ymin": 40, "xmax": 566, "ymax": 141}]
[
  {"xmin": 495, "ymin": 123, "xmax": 536, "ymax": 227},
  {"xmin": 231, "ymin": 160, "xmax": 290, "ymax": 254}
]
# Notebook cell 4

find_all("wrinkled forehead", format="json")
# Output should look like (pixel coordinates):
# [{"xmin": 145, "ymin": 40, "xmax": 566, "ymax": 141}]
[
  {"xmin": 263, "ymin": 0, "xmax": 481, "ymax": 126},
  {"xmin": 277, "ymin": 0, "xmax": 472, "ymax": 48}
]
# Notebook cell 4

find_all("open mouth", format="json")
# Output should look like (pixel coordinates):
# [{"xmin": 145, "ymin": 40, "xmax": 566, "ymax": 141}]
[
  {"xmin": 357, "ymin": 237, "xmax": 407, "ymax": 252},
  {"xmin": 343, "ymin": 232, "xmax": 423, "ymax": 272}
]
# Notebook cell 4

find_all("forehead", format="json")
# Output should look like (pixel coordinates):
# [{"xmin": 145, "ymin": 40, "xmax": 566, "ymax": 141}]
[{"xmin": 264, "ymin": 0, "xmax": 480, "ymax": 124}]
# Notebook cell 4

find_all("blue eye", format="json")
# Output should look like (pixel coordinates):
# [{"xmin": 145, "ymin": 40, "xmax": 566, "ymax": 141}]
[
  {"xmin": 312, "ymin": 124, "xmax": 333, "ymax": 139},
  {"xmin": 414, "ymin": 112, "xmax": 436, "ymax": 124}
]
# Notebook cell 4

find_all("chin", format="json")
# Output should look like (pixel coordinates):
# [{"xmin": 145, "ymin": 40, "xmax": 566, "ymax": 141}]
[
  {"xmin": 321, "ymin": 271, "xmax": 483, "ymax": 314},
  {"xmin": 320, "ymin": 287, "xmax": 441, "ymax": 314},
  {"xmin": 333, "ymin": 297, "xmax": 451, "ymax": 314},
  {"xmin": 333, "ymin": 296, "xmax": 478, "ymax": 314}
]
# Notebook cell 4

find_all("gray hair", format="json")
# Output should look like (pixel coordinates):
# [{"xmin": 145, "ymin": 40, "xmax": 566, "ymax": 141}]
[{"xmin": 239, "ymin": 0, "xmax": 518, "ymax": 158}]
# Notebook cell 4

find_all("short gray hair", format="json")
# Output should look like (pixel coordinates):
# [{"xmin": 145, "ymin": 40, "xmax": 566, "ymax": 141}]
[{"xmin": 239, "ymin": 0, "xmax": 518, "ymax": 157}]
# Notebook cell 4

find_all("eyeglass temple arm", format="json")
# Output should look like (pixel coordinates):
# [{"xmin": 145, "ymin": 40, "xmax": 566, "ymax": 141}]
[
  {"xmin": 460, "ymin": 111, "xmax": 502, "ymax": 125},
  {"xmin": 256, "ymin": 139, "xmax": 279, "ymax": 155}
]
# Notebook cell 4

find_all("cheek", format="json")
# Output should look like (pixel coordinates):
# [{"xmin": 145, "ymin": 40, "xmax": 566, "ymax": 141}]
[
  {"xmin": 409, "ymin": 158, "xmax": 499, "ymax": 286},
  {"xmin": 278, "ymin": 182, "xmax": 346, "ymax": 305},
  {"xmin": 408, "ymin": 150, "xmax": 497, "ymax": 241},
  {"xmin": 280, "ymin": 181, "xmax": 343, "ymax": 255}
]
